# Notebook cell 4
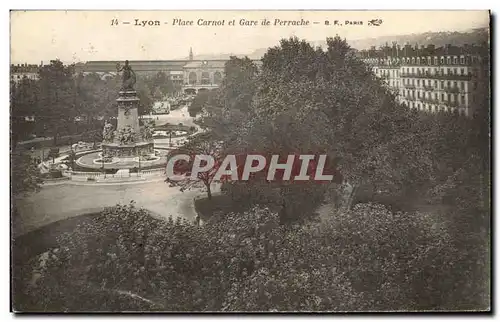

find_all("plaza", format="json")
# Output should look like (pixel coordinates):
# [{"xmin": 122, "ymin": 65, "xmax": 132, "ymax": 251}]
[
  {"xmin": 13, "ymin": 179, "xmax": 219, "ymax": 237},
  {"xmin": 14, "ymin": 101, "xmax": 206, "ymax": 237}
]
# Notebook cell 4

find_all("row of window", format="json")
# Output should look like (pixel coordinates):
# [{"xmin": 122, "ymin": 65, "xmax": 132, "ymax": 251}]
[
  {"xmin": 376, "ymin": 67, "xmax": 472, "ymax": 78},
  {"xmin": 368, "ymin": 55, "xmax": 479, "ymax": 66},
  {"xmin": 402, "ymin": 79, "xmax": 467, "ymax": 90},
  {"xmin": 377, "ymin": 69, "xmax": 399, "ymax": 78},
  {"xmin": 11, "ymin": 74, "xmax": 38, "ymax": 80},
  {"xmin": 401, "ymin": 67, "xmax": 470, "ymax": 76},
  {"xmin": 403, "ymin": 90, "xmax": 467, "ymax": 105},
  {"xmin": 403, "ymin": 55, "xmax": 476, "ymax": 66},
  {"xmin": 383, "ymin": 79, "xmax": 473, "ymax": 92},
  {"xmin": 187, "ymin": 71, "xmax": 223, "ymax": 85},
  {"xmin": 405, "ymin": 102, "xmax": 467, "ymax": 115}
]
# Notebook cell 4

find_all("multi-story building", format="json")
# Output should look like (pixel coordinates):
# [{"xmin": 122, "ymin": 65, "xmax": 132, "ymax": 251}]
[
  {"xmin": 76, "ymin": 49, "xmax": 262, "ymax": 95},
  {"xmin": 359, "ymin": 43, "xmax": 486, "ymax": 117},
  {"xmin": 10, "ymin": 63, "xmax": 41, "ymax": 84},
  {"xmin": 182, "ymin": 60, "xmax": 225, "ymax": 94}
]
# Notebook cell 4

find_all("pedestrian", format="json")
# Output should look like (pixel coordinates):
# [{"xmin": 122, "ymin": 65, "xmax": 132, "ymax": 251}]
[{"xmin": 194, "ymin": 214, "xmax": 201, "ymax": 226}]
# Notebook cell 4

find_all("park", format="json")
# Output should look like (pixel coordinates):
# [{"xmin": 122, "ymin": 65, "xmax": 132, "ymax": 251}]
[{"xmin": 11, "ymin": 36, "xmax": 490, "ymax": 312}]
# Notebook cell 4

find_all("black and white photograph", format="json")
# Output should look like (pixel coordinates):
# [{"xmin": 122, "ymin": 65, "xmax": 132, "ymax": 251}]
[{"xmin": 10, "ymin": 10, "xmax": 491, "ymax": 312}]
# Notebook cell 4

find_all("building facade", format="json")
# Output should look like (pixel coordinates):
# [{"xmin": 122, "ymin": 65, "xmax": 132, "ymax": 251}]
[
  {"xmin": 76, "ymin": 49, "xmax": 262, "ymax": 95},
  {"xmin": 10, "ymin": 63, "xmax": 41, "ymax": 84},
  {"xmin": 359, "ymin": 43, "xmax": 485, "ymax": 117},
  {"xmin": 182, "ymin": 60, "xmax": 225, "ymax": 94}
]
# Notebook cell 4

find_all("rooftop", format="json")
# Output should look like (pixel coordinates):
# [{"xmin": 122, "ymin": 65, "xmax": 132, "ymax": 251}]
[
  {"xmin": 358, "ymin": 42, "xmax": 487, "ymax": 59},
  {"xmin": 11, "ymin": 64, "xmax": 40, "ymax": 73},
  {"xmin": 183, "ymin": 60, "xmax": 227, "ymax": 69}
]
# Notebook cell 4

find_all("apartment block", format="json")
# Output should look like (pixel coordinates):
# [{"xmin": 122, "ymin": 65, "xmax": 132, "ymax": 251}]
[{"xmin": 359, "ymin": 43, "xmax": 486, "ymax": 117}]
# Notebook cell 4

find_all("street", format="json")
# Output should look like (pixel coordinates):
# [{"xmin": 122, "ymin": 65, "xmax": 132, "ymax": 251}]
[{"xmin": 144, "ymin": 104, "xmax": 196, "ymax": 128}]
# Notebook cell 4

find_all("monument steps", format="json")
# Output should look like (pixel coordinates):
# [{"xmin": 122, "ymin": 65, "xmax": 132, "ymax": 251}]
[{"xmin": 96, "ymin": 176, "xmax": 147, "ymax": 183}]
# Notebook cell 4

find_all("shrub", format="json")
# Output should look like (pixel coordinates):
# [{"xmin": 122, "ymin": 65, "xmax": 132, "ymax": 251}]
[
  {"xmin": 45, "ymin": 169, "xmax": 63, "ymax": 179},
  {"xmin": 15, "ymin": 203, "xmax": 488, "ymax": 312}
]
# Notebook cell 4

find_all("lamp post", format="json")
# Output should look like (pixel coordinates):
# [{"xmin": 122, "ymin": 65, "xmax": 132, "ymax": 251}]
[
  {"xmin": 137, "ymin": 149, "xmax": 141, "ymax": 177},
  {"xmin": 138, "ymin": 152, "xmax": 141, "ymax": 177},
  {"xmin": 101, "ymin": 154, "xmax": 105, "ymax": 178}
]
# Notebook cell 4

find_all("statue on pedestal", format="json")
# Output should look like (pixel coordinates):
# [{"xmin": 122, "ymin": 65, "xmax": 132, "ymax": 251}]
[
  {"xmin": 116, "ymin": 60, "xmax": 136, "ymax": 91},
  {"xmin": 142, "ymin": 120, "xmax": 155, "ymax": 141},
  {"xmin": 117, "ymin": 125, "xmax": 135, "ymax": 145},
  {"xmin": 102, "ymin": 121, "xmax": 114, "ymax": 142}
]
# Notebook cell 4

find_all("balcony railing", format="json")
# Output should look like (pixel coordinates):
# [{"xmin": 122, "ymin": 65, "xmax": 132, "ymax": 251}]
[
  {"xmin": 400, "ymin": 71, "xmax": 473, "ymax": 81},
  {"xmin": 431, "ymin": 73, "xmax": 473, "ymax": 80},
  {"xmin": 400, "ymin": 72, "xmax": 432, "ymax": 78},
  {"xmin": 444, "ymin": 86, "xmax": 460, "ymax": 93},
  {"xmin": 420, "ymin": 97, "xmax": 440, "ymax": 105},
  {"xmin": 423, "ymin": 85, "xmax": 434, "ymax": 91},
  {"xmin": 404, "ymin": 84, "xmax": 416, "ymax": 89}
]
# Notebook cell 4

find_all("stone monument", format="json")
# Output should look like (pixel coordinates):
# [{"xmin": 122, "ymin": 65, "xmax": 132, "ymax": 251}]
[{"xmin": 101, "ymin": 60, "xmax": 155, "ymax": 158}]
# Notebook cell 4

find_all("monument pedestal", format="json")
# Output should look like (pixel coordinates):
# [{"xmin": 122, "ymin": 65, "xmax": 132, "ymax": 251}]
[
  {"xmin": 102, "ymin": 89, "xmax": 155, "ymax": 159},
  {"xmin": 102, "ymin": 141, "xmax": 155, "ymax": 158}
]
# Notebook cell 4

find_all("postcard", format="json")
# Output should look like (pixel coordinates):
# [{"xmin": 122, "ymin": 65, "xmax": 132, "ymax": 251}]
[{"xmin": 10, "ymin": 10, "xmax": 491, "ymax": 312}]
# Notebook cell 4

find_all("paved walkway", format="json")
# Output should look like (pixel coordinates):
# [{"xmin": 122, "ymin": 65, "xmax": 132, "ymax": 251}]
[
  {"xmin": 13, "ymin": 180, "xmax": 218, "ymax": 237},
  {"xmin": 144, "ymin": 104, "xmax": 196, "ymax": 128}
]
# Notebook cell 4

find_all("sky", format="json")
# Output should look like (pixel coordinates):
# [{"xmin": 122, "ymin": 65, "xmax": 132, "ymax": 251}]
[{"xmin": 10, "ymin": 10, "xmax": 490, "ymax": 64}]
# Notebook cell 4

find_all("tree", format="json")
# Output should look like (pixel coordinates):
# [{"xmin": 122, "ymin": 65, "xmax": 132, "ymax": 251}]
[
  {"xmin": 15, "ymin": 201, "xmax": 487, "ymax": 312},
  {"xmin": 36, "ymin": 60, "xmax": 77, "ymax": 146},
  {"xmin": 188, "ymin": 90, "xmax": 217, "ymax": 117},
  {"xmin": 166, "ymin": 132, "xmax": 223, "ymax": 200},
  {"xmin": 152, "ymin": 71, "xmax": 178, "ymax": 96},
  {"xmin": 219, "ymin": 37, "xmax": 399, "ymax": 222},
  {"xmin": 153, "ymin": 87, "xmax": 163, "ymax": 101},
  {"xmin": 194, "ymin": 37, "xmax": 465, "ymax": 223},
  {"xmin": 74, "ymin": 72, "xmax": 119, "ymax": 141},
  {"xmin": 10, "ymin": 77, "xmax": 40, "ymax": 147},
  {"xmin": 11, "ymin": 149, "xmax": 43, "ymax": 196},
  {"xmin": 135, "ymin": 80, "xmax": 153, "ymax": 116},
  {"xmin": 196, "ymin": 56, "xmax": 259, "ymax": 141},
  {"xmin": 76, "ymin": 72, "xmax": 119, "ymax": 120}
]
